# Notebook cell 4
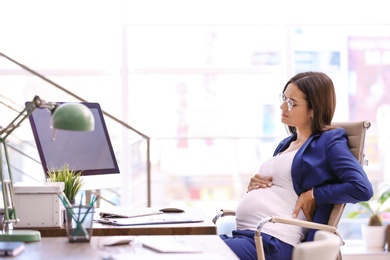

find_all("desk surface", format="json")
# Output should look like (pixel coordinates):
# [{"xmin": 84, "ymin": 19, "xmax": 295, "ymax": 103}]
[
  {"xmin": 17, "ymin": 207, "xmax": 217, "ymax": 237},
  {"xmin": 13, "ymin": 235, "xmax": 238, "ymax": 259},
  {"xmin": 341, "ymin": 240, "xmax": 389, "ymax": 260}
]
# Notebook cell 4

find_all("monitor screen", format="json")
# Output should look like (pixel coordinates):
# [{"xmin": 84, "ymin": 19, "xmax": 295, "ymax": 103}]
[{"xmin": 27, "ymin": 102, "xmax": 121, "ymax": 190}]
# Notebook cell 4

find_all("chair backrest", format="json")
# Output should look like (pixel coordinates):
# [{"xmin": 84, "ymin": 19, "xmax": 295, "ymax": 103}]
[
  {"xmin": 292, "ymin": 231, "xmax": 342, "ymax": 260},
  {"xmin": 331, "ymin": 121, "xmax": 371, "ymax": 165},
  {"xmin": 326, "ymin": 121, "xmax": 370, "ymax": 227}
]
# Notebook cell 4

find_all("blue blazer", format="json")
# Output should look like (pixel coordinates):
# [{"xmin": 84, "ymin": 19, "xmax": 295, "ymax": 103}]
[{"xmin": 273, "ymin": 128, "xmax": 373, "ymax": 241}]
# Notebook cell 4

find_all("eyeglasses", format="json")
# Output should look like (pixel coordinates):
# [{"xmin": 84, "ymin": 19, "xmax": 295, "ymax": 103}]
[{"xmin": 279, "ymin": 93, "xmax": 306, "ymax": 111}]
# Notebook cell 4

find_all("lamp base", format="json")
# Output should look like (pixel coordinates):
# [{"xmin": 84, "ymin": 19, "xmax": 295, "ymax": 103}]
[{"xmin": 0, "ymin": 229, "xmax": 41, "ymax": 242}]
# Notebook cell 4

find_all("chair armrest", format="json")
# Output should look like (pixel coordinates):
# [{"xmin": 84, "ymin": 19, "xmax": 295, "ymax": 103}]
[
  {"xmin": 255, "ymin": 216, "xmax": 344, "ymax": 245},
  {"xmin": 271, "ymin": 216, "xmax": 337, "ymax": 233},
  {"xmin": 212, "ymin": 209, "xmax": 236, "ymax": 224}
]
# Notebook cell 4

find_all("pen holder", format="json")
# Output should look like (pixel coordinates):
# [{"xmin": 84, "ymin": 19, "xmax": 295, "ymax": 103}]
[{"xmin": 64, "ymin": 205, "xmax": 94, "ymax": 243}]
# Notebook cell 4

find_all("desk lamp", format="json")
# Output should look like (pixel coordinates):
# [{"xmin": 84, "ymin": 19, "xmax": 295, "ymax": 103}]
[{"xmin": 0, "ymin": 95, "xmax": 94, "ymax": 242}]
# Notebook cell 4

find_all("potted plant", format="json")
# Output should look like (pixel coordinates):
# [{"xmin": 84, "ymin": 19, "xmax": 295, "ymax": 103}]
[
  {"xmin": 46, "ymin": 163, "xmax": 84, "ymax": 204},
  {"xmin": 347, "ymin": 183, "xmax": 390, "ymax": 250}
]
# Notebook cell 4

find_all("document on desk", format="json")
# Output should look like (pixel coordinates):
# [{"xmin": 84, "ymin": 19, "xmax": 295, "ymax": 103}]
[
  {"xmin": 141, "ymin": 236, "xmax": 202, "ymax": 253},
  {"xmin": 96, "ymin": 215, "xmax": 204, "ymax": 226}
]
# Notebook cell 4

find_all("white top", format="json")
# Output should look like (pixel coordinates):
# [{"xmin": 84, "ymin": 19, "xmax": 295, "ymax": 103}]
[{"xmin": 235, "ymin": 150, "xmax": 307, "ymax": 246}]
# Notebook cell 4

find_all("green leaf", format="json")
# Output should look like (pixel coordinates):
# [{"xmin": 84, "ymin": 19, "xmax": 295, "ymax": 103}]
[
  {"xmin": 46, "ymin": 163, "xmax": 84, "ymax": 201},
  {"xmin": 347, "ymin": 210, "xmax": 365, "ymax": 218},
  {"xmin": 378, "ymin": 189, "xmax": 390, "ymax": 205}
]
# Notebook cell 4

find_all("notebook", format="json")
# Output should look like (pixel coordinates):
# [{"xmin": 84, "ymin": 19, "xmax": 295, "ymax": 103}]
[
  {"xmin": 99, "ymin": 207, "xmax": 163, "ymax": 218},
  {"xmin": 0, "ymin": 241, "xmax": 25, "ymax": 256}
]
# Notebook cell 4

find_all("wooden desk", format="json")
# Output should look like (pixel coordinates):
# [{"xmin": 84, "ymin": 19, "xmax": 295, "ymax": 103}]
[
  {"xmin": 18, "ymin": 208, "xmax": 217, "ymax": 237},
  {"xmin": 14, "ymin": 235, "xmax": 239, "ymax": 259}
]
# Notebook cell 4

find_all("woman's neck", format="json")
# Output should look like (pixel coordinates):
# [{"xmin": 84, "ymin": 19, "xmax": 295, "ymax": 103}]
[
  {"xmin": 281, "ymin": 129, "xmax": 312, "ymax": 154},
  {"xmin": 295, "ymin": 127, "xmax": 312, "ymax": 145}
]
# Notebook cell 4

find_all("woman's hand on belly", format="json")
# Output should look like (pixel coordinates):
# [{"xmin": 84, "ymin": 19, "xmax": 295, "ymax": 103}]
[{"xmin": 247, "ymin": 174, "xmax": 273, "ymax": 192}]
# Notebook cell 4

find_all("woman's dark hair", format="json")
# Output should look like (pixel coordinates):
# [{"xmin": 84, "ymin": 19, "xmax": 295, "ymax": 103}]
[{"xmin": 282, "ymin": 71, "xmax": 336, "ymax": 135}]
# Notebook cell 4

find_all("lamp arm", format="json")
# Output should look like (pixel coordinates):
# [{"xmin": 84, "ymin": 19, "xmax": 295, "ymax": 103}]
[
  {"xmin": 0, "ymin": 142, "xmax": 15, "ymax": 227},
  {"xmin": 0, "ymin": 96, "xmax": 55, "ymax": 140}
]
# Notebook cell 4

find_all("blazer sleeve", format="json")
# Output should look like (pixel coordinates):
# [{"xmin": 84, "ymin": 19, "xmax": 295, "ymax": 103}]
[{"xmin": 311, "ymin": 128, "xmax": 373, "ymax": 205}]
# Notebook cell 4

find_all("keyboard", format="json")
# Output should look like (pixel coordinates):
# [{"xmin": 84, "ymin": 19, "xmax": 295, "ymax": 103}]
[{"xmin": 99, "ymin": 207, "xmax": 163, "ymax": 218}]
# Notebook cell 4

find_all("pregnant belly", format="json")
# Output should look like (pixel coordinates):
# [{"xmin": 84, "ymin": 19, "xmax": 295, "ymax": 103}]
[{"xmin": 235, "ymin": 186, "xmax": 299, "ymax": 230}]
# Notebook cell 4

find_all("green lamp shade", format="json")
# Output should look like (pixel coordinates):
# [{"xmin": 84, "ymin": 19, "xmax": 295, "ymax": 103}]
[{"xmin": 51, "ymin": 103, "xmax": 95, "ymax": 131}]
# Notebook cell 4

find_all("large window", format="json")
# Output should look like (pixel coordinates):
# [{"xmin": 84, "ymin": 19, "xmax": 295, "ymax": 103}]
[{"xmin": 125, "ymin": 24, "xmax": 390, "ymax": 238}]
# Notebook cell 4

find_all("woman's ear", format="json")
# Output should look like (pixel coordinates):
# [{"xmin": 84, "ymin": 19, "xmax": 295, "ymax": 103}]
[
  {"xmin": 309, "ymin": 109, "xmax": 314, "ymax": 118},
  {"xmin": 309, "ymin": 111, "xmax": 315, "ymax": 121}
]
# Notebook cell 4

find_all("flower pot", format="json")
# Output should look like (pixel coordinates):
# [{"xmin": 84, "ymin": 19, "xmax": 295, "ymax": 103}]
[{"xmin": 361, "ymin": 225, "xmax": 387, "ymax": 251}]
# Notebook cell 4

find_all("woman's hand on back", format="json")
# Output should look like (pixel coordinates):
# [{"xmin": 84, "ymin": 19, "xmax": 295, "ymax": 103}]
[{"xmin": 292, "ymin": 189, "xmax": 316, "ymax": 222}]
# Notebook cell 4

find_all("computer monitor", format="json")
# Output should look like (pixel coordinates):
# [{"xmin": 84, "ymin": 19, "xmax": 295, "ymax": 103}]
[{"xmin": 27, "ymin": 102, "xmax": 122, "ymax": 190}]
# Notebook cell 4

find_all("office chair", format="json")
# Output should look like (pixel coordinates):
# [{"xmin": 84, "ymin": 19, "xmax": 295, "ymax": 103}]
[{"xmin": 213, "ymin": 120, "xmax": 371, "ymax": 260}]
